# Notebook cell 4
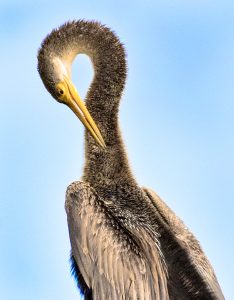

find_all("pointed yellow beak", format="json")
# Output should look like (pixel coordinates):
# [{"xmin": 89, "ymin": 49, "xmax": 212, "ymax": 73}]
[{"xmin": 56, "ymin": 75, "xmax": 106, "ymax": 148}]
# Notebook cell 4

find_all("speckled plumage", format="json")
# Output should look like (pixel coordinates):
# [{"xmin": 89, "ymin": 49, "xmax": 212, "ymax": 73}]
[{"xmin": 38, "ymin": 20, "xmax": 224, "ymax": 299}]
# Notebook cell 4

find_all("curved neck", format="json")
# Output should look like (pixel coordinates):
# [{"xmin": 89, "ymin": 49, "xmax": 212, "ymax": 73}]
[{"xmin": 60, "ymin": 22, "xmax": 136, "ymax": 188}]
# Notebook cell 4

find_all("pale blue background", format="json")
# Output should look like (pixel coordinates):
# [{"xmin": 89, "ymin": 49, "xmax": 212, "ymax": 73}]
[{"xmin": 1, "ymin": 1, "xmax": 233, "ymax": 299}]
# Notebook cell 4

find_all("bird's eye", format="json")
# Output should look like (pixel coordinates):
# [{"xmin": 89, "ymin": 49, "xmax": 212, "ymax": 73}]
[
  {"xmin": 57, "ymin": 88, "xmax": 65, "ymax": 100},
  {"xmin": 56, "ymin": 83, "xmax": 66, "ymax": 99}
]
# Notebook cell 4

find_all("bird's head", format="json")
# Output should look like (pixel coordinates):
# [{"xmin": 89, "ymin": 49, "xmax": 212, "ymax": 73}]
[{"xmin": 37, "ymin": 42, "xmax": 105, "ymax": 148}]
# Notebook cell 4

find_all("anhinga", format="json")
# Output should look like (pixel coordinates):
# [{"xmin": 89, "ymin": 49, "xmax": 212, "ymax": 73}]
[{"xmin": 38, "ymin": 20, "xmax": 224, "ymax": 299}]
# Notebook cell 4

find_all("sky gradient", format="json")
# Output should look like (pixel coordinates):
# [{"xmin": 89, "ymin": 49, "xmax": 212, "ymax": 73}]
[{"xmin": 1, "ymin": 1, "xmax": 233, "ymax": 299}]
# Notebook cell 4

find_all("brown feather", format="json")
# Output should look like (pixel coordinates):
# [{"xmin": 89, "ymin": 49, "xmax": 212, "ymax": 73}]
[{"xmin": 38, "ymin": 20, "xmax": 224, "ymax": 300}]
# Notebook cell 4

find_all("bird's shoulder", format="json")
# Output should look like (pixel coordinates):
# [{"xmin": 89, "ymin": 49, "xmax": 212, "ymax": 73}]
[
  {"xmin": 65, "ymin": 180, "xmax": 94, "ymax": 213},
  {"xmin": 65, "ymin": 180, "xmax": 147, "ymax": 219}
]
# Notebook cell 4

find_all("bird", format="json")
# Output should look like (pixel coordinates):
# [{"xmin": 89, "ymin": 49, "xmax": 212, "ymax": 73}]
[{"xmin": 38, "ymin": 20, "xmax": 224, "ymax": 300}]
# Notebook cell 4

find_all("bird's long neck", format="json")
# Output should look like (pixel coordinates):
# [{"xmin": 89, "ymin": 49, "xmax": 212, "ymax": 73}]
[{"xmin": 63, "ymin": 22, "xmax": 136, "ymax": 188}]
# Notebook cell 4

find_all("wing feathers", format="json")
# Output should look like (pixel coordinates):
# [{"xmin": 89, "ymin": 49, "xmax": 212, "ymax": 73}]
[
  {"xmin": 143, "ymin": 187, "xmax": 224, "ymax": 300},
  {"xmin": 66, "ymin": 181, "xmax": 169, "ymax": 300}
]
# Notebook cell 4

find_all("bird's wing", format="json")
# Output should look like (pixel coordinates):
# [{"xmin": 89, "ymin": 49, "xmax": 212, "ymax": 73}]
[
  {"xmin": 143, "ymin": 187, "xmax": 224, "ymax": 300},
  {"xmin": 65, "ymin": 181, "xmax": 169, "ymax": 300}
]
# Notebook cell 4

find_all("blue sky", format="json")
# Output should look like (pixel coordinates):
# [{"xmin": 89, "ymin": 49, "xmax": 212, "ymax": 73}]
[{"xmin": 1, "ymin": 1, "xmax": 233, "ymax": 299}]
